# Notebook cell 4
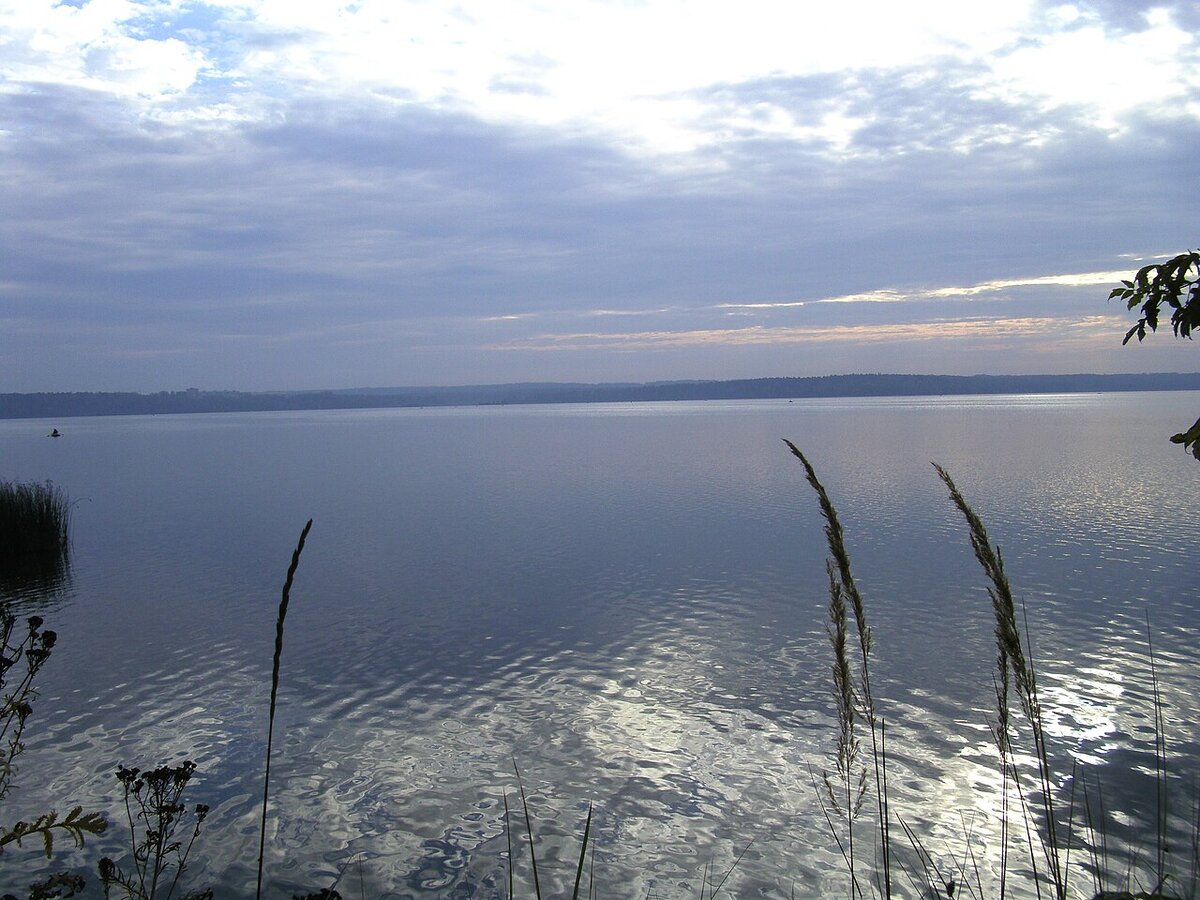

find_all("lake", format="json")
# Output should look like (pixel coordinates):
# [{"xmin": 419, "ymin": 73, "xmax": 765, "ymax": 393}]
[{"xmin": 2, "ymin": 393, "xmax": 1198, "ymax": 898}]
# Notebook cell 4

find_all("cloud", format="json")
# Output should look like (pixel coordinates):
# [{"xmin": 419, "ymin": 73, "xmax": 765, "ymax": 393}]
[
  {"xmin": 1, "ymin": 1, "xmax": 1198, "ymax": 390},
  {"xmin": 4, "ymin": 0, "xmax": 1196, "ymax": 150},
  {"xmin": 0, "ymin": 0, "xmax": 210, "ymax": 100},
  {"xmin": 713, "ymin": 271, "xmax": 1137, "ymax": 311},
  {"xmin": 1046, "ymin": 0, "xmax": 1200, "ymax": 35},
  {"xmin": 489, "ymin": 313, "xmax": 1125, "ymax": 352}
]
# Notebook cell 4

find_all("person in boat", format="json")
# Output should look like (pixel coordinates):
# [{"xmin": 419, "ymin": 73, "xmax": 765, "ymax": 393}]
[{"xmin": 48, "ymin": 428, "xmax": 61, "ymax": 437}]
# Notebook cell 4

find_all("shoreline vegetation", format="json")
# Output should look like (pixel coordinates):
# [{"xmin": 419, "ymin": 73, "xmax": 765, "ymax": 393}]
[
  {"xmin": 1, "ymin": 445, "xmax": 1195, "ymax": 899},
  {"xmin": 788, "ymin": 444, "xmax": 1191, "ymax": 900},
  {"xmin": 0, "ymin": 481, "xmax": 71, "ymax": 598},
  {"xmin": 5, "ymin": 372, "xmax": 1200, "ymax": 421}
]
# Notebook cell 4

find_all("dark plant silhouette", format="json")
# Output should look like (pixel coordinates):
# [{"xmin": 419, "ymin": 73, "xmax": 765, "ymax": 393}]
[
  {"xmin": 936, "ymin": 463, "xmax": 1070, "ymax": 900},
  {"xmin": 504, "ymin": 763, "xmax": 598, "ymax": 900},
  {"xmin": 1111, "ymin": 249, "xmax": 1200, "ymax": 458},
  {"xmin": 1, "ymin": 871, "xmax": 87, "ymax": 899},
  {"xmin": 1, "ymin": 613, "xmax": 57, "ymax": 800},
  {"xmin": 0, "ymin": 808, "xmax": 106, "ymax": 859},
  {"xmin": 256, "ymin": 519, "xmax": 313, "ymax": 900},
  {"xmin": 1, "ymin": 608, "xmax": 107, "ymax": 895},
  {"xmin": 786, "ymin": 439, "xmax": 891, "ymax": 899},
  {"xmin": 792, "ymin": 445, "xmax": 1191, "ymax": 899},
  {"xmin": 97, "ymin": 761, "xmax": 211, "ymax": 900},
  {"xmin": 0, "ymin": 481, "xmax": 71, "ymax": 597}
]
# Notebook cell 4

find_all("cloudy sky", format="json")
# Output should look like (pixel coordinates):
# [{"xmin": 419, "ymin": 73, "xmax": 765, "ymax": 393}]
[{"xmin": 2, "ymin": 0, "xmax": 1198, "ymax": 392}]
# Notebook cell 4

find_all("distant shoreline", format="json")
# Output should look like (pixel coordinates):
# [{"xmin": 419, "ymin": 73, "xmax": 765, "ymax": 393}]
[{"xmin": 4, "ymin": 372, "xmax": 1200, "ymax": 420}]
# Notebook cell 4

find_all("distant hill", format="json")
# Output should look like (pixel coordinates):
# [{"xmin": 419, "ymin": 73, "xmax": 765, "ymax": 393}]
[{"xmin": 4, "ymin": 373, "xmax": 1200, "ymax": 420}]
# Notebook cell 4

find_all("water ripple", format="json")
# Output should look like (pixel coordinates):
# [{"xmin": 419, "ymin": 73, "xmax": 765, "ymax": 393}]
[{"xmin": 4, "ymin": 396, "xmax": 1198, "ymax": 898}]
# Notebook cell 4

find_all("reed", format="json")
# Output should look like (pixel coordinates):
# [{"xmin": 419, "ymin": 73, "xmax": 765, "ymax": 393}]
[
  {"xmin": 255, "ymin": 518, "xmax": 313, "ymax": 900},
  {"xmin": 935, "ymin": 463, "xmax": 1069, "ymax": 899},
  {"xmin": 571, "ymin": 803, "xmax": 592, "ymax": 900},
  {"xmin": 0, "ymin": 481, "xmax": 69, "ymax": 555},
  {"xmin": 505, "ymin": 763, "xmax": 595, "ymax": 900},
  {"xmin": 791, "ymin": 448, "xmax": 1191, "ymax": 900},
  {"xmin": 1145, "ymin": 617, "xmax": 1168, "ymax": 892},
  {"xmin": 785, "ymin": 440, "xmax": 892, "ymax": 899},
  {"xmin": 513, "ymin": 761, "xmax": 542, "ymax": 899},
  {"xmin": 0, "ymin": 480, "xmax": 71, "ymax": 594},
  {"xmin": 701, "ymin": 840, "xmax": 753, "ymax": 900}
]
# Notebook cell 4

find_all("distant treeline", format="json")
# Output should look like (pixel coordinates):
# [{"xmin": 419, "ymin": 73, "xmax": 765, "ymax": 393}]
[{"xmin": 5, "ymin": 373, "xmax": 1200, "ymax": 420}]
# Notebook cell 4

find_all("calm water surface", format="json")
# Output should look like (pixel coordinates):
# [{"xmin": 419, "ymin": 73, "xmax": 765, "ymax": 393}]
[{"xmin": 1, "ymin": 394, "xmax": 1197, "ymax": 898}]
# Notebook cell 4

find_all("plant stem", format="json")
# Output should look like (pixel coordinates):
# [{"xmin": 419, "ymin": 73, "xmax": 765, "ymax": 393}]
[{"xmin": 256, "ymin": 519, "xmax": 313, "ymax": 900}]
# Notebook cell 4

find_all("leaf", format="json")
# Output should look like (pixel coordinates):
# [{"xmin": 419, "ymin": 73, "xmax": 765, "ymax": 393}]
[
  {"xmin": 0, "ymin": 808, "xmax": 105, "ymax": 859},
  {"xmin": 1168, "ymin": 416, "xmax": 1200, "ymax": 460}
]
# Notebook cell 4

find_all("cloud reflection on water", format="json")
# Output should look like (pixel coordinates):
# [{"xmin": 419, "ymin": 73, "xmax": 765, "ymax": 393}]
[{"xmin": 3, "ymin": 397, "xmax": 1197, "ymax": 898}]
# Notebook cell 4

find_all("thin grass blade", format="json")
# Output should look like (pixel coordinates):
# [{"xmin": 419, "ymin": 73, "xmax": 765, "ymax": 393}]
[
  {"xmin": 571, "ymin": 803, "xmax": 593, "ymax": 900},
  {"xmin": 256, "ymin": 518, "xmax": 313, "ymax": 900},
  {"xmin": 503, "ymin": 792, "xmax": 514, "ymax": 900},
  {"xmin": 514, "ymin": 761, "xmax": 541, "ymax": 900}
]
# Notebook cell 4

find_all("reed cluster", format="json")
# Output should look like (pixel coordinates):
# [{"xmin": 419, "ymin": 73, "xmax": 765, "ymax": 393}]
[
  {"xmin": 0, "ymin": 480, "xmax": 71, "ymax": 595},
  {"xmin": 788, "ymin": 443, "xmax": 1191, "ymax": 900}
]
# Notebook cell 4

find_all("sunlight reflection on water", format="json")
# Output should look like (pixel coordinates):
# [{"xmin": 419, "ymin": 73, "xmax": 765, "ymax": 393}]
[{"xmin": 1, "ymin": 394, "xmax": 1197, "ymax": 898}]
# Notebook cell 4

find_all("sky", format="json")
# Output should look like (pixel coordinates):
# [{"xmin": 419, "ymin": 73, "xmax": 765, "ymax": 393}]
[{"xmin": 2, "ymin": 0, "xmax": 1199, "ymax": 392}]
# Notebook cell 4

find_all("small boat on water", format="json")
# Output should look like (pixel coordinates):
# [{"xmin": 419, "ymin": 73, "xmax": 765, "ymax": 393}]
[{"xmin": 48, "ymin": 428, "xmax": 61, "ymax": 437}]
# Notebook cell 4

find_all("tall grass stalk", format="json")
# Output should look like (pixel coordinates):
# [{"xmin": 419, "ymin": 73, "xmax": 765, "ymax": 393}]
[
  {"xmin": 1146, "ymin": 615, "xmax": 1168, "ymax": 892},
  {"xmin": 504, "ymin": 792, "xmax": 514, "ymax": 900},
  {"xmin": 824, "ymin": 564, "xmax": 866, "ymax": 898},
  {"xmin": 934, "ymin": 464, "xmax": 1068, "ymax": 900},
  {"xmin": 785, "ymin": 440, "xmax": 891, "ymax": 898},
  {"xmin": 255, "ymin": 518, "xmax": 313, "ymax": 900},
  {"xmin": 1082, "ymin": 773, "xmax": 1108, "ymax": 896},
  {"xmin": 513, "ymin": 761, "xmax": 542, "ymax": 899},
  {"xmin": 571, "ymin": 804, "xmax": 592, "ymax": 900},
  {"xmin": 791, "ymin": 448, "xmax": 1182, "ymax": 899}
]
